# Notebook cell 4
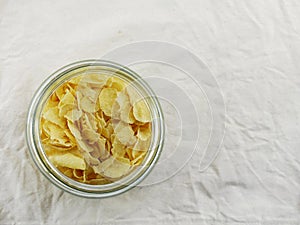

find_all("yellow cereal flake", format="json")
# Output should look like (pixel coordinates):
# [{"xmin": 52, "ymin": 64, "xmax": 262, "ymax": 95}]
[
  {"xmin": 80, "ymin": 96, "xmax": 98, "ymax": 113},
  {"xmin": 114, "ymin": 121, "xmax": 137, "ymax": 146},
  {"xmin": 60, "ymin": 89, "xmax": 76, "ymax": 105},
  {"xmin": 99, "ymin": 88, "xmax": 118, "ymax": 116},
  {"xmin": 81, "ymin": 74, "xmax": 108, "ymax": 88},
  {"xmin": 111, "ymin": 137, "xmax": 126, "ymax": 158},
  {"xmin": 137, "ymin": 123, "xmax": 151, "ymax": 141},
  {"xmin": 133, "ymin": 100, "xmax": 151, "ymax": 123},
  {"xmin": 117, "ymin": 92, "xmax": 135, "ymax": 124},
  {"xmin": 106, "ymin": 76, "xmax": 126, "ymax": 91},
  {"xmin": 49, "ymin": 153, "xmax": 86, "ymax": 170},
  {"xmin": 43, "ymin": 107, "xmax": 66, "ymax": 128},
  {"xmin": 64, "ymin": 109, "xmax": 82, "ymax": 122}
]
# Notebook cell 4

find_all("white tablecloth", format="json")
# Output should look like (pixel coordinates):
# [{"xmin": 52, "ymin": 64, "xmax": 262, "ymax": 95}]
[{"xmin": 1, "ymin": 0, "xmax": 300, "ymax": 224}]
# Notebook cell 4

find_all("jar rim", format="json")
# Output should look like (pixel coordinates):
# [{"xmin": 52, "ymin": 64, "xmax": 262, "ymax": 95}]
[{"xmin": 26, "ymin": 59, "xmax": 165, "ymax": 198}]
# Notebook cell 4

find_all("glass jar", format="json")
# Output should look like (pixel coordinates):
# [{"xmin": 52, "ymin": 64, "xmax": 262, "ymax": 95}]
[{"xmin": 26, "ymin": 60, "xmax": 165, "ymax": 198}]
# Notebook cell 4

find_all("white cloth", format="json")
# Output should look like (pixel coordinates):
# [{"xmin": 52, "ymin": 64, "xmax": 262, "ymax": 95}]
[{"xmin": 1, "ymin": 0, "xmax": 300, "ymax": 224}]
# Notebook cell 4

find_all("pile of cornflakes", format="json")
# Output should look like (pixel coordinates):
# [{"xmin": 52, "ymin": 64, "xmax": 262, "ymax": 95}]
[{"xmin": 40, "ymin": 73, "xmax": 152, "ymax": 185}]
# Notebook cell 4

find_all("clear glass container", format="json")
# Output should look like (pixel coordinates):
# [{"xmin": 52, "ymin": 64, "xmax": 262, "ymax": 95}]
[{"xmin": 26, "ymin": 60, "xmax": 165, "ymax": 198}]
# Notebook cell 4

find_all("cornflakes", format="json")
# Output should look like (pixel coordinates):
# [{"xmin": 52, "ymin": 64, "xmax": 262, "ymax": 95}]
[{"xmin": 40, "ymin": 73, "xmax": 152, "ymax": 185}]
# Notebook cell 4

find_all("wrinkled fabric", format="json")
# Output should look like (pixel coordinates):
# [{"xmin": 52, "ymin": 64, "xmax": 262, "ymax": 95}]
[{"xmin": 1, "ymin": 0, "xmax": 300, "ymax": 224}]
